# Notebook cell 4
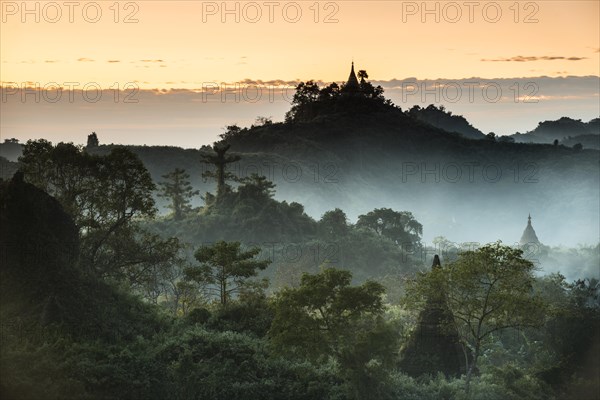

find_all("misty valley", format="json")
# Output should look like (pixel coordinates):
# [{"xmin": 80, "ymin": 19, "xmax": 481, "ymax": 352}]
[{"xmin": 1, "ymin": 66, "xmax": 599, "ymax": 400}]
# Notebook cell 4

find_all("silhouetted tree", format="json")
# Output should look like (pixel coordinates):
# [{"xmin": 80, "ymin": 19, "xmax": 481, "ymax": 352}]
[
  {"xmin": 237, "ymin": 173, "xmax": 276, "ymax": 201},
  {"xmin": 357, "ymin": 70, "xmax": 368, "ymax": 83},
  {"xmin": 285, "ymin": 80, "xmax": 321, "ymax": 122},
  {"xmin": 318, "ymin": 82, "xmax": 340, "ymax": 102},
  {"xmin": 19, "ymin": 140, "xmax": 96, "ymax": 217},
  {"xmin": 357, "ymin": 208, "xmax": 422, "ymax": 246},
  {"xmin": 185, "ymin": 241, "xmax": 270, "ymax": 305},
  {"xmin": 200, "ymin": 143, "xmax": 241, "ymax": 204},
  {"xmin": 219, "ymin": 124, "xmax": 244, "ymax": 140},
  {"xmin": 270, "ymin": 268, "xmax": 396, "ymax": 399},
  {"xmin": 18, "ymin": 140, "xmax": 178, "ymax": 283},
  {"xmin": 318, "ymin": 208, "xmax": 349, "ymax": 238},
  {"xmin": 406, "ymin": 242, "xmax": 546, "ymax": 393},
  {"xmin": 158, "ymin": 168, "xmax": 198, "ymax": 220},
  {"xmin": 253, "ymin": 116, "xmax": 273, "ymax": 127}
]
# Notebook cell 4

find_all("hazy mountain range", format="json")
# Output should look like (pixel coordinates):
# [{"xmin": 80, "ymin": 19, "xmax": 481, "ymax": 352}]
[{"xmin": 2, "ymin": 109, "xmax": 599, "ymax": 246}]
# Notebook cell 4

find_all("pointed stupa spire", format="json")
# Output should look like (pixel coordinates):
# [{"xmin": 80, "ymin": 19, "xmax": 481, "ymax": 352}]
[
  {"xmin": 520, "ymin": 213, "xmax": 540, "ymax": 246},
  {"xmin": 345, "ymin": 61, "xmax": 360, "ymax": 92}
]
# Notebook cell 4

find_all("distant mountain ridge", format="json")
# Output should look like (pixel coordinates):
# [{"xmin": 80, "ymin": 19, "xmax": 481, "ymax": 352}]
[{"xmin": 510, "ymin": 117, "xmax": 599, "ymax": 148}]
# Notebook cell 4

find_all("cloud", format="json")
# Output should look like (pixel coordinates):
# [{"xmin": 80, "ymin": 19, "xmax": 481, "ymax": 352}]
[
  {"xmin": 371, "ymin": 75, "xmax": 600, "ymax": 91},
  {"xmin": 45, "ymin": 60, "xmax": 57, "ymax": 63},
  {"xmin": 2, "ymin": 76, "xmax": 598, "ymax": 153},
  {"xmin": 482, "ymin": 56, "xmax": 587, "ymax": 62},
  {"xmin": 107, "ymin": 60, "xmax": 121, "ymax": 63},
  {"xmin": 140, "ymin": 59, "xmax": 164, "ymax": 63},
  {"xmin": 237, "ymin": 78, "xmax": 319, "ymax": 87},
  {"xmin": 77, "ymin": 58, "xmax": 94, "ymax": 62}
]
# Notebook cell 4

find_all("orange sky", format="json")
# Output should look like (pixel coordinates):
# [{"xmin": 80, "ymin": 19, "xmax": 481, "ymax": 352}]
[
  {"xmin": 2, "ymin": 0, "xmax": 599, "ymax": 88},
  {"xmin": 1, "ymin": 1, "xmax": 599, "ymax": 147}
]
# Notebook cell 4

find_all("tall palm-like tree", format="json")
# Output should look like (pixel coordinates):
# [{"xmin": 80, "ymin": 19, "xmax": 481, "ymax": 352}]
[{"xmin": 357, "ymin": 70, "xmax": 369, "ymax": 83}]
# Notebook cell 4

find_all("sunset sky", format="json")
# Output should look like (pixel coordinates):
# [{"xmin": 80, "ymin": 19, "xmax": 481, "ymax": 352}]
[{"xmin": 1, "ymin": 0, "xmax": 599, "ymax": 146}]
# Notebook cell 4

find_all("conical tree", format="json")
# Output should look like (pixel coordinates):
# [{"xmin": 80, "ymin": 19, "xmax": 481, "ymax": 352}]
[
  {"xmin": 158, "ymin": 168, "xmax": 199, "ymax": 220},
  {"xmin": 185, "ymin": 241, "xmax": 270, "ymax": 305},
  {"xmin": 200, "ymin": 143, "xmax": 241, "ymax": 204}
]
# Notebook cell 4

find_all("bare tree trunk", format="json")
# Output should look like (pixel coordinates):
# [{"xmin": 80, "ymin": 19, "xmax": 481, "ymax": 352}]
[
  {"xmin": 461, "ymin": 343, "xmax": 470, "ymax": 378},
  {"xmin": 221, "ymin": 276, "xmax": 227, "ymax": 305},
  {"xmin": 465, "ymin": 343, "xmax": 480, "ymax": 396}
]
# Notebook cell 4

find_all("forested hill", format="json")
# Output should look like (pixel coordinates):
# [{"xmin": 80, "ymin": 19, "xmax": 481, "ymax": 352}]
[
  {"xmin": 75, "ymin": 107, "xmax": 597, "ymax": 245},
  {"xmin": 406, "ymin": 104, "xmax": 486, "ymax": 140},
  {"xmin": 220, "ymin": 110, "xmax": 599, "ymax": 244},
  {"xmin": 2, "ymin": 105, "xmax": 598, "ymax": 245},
  {"xmin": 510, "ymin": 117, "xmax": 600, "ymax": 148}
]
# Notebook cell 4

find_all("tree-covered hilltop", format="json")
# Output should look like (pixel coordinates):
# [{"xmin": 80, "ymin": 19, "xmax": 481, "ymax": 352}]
[
  {"xmin": 406, "ymin": 104, "xmax": 486, "ymax": 140},
  {"xmin": 215, "ymin": 105, "xmax": 599, "ymax": 245},
  {"xmin": 511, "ymin": 117, "xmax": 600, "ymax": 148},
  {"xmin": 283, "ymin": 74, "xmax": 394, "ymax": 124},
  {"xmin": 559, "ymin": 133, "xmax": 600, "ymax": 150}
]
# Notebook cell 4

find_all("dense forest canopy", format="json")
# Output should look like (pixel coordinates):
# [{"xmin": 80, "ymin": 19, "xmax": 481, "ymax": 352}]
[{"xmin": 1, "ymin": 74, "xmax": 599, "ymax": 399}]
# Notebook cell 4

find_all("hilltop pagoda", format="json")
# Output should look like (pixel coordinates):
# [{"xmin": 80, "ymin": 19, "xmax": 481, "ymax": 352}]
[{"xmin": 343, "ymin": 61, "xmax": 360, "ymax": 92}]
